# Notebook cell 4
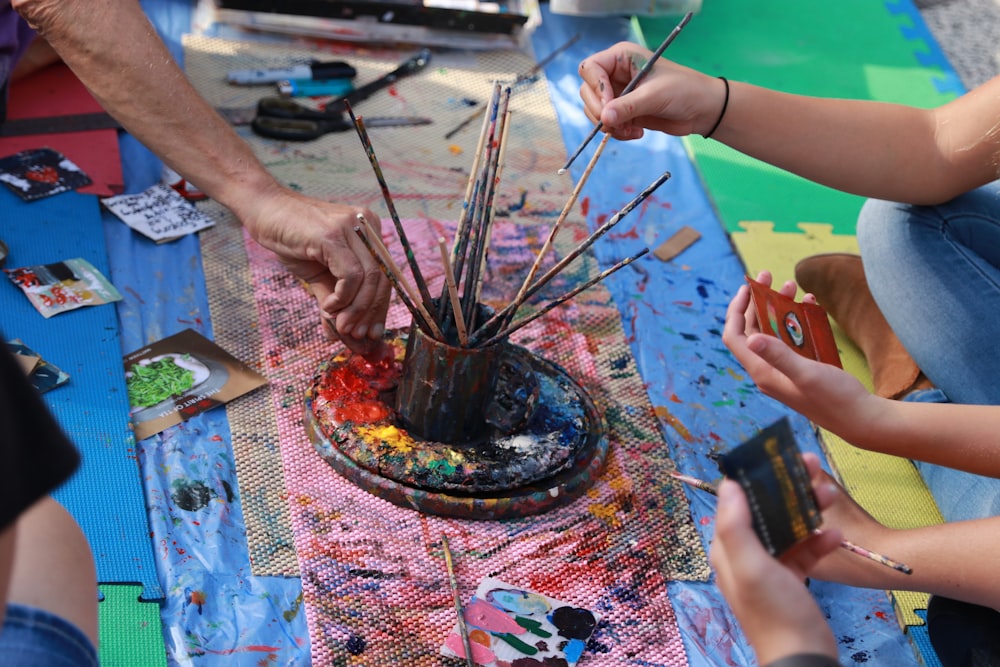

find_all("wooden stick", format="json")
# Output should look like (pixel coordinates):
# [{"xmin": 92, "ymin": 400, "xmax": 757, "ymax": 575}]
[
  {"xmin": 668, "ymin": 471, "xmax": 914, "ymax": 575},
  {"xmin": 504, "ymin": 132, "xmax": 610, "ymax": 331},
  {"xmin": 479, "ymin": 248, "xmax": 648, "ymax": 347},
  {"xmin": 438, "ymin": 237, "xmax": 469, "ymax": 346},
  {"xmin": 471, "ymin": 170, "xmax": 672, "ymax": 344},
  {"xmin": 559, "ymin": 12, "xmax": 693, "ymax": 175},
  {"xmin": 354, "ymin": 216, "xmax": 444, "ymax": 340},
  {"xmin": 346, "ymin": 101, "xmax": 437, "ymax": 319},
  {"xmin": 441, "ymin": 535, "xmax": 475, "ymax": 667}
]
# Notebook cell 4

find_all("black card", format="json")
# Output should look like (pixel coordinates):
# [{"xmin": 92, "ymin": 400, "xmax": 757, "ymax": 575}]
[
  {"xmin": 0, "ymin": 147, "xmax": 92, "ymax": 201},
  {"xmin": 718, "ymin": 417, "xmax": 822, "ymax": 557}
]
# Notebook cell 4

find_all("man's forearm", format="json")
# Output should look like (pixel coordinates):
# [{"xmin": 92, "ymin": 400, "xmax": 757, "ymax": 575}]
[{"xmin": 13, "ymin": 0, "xmax": 280, "ymax": 219}]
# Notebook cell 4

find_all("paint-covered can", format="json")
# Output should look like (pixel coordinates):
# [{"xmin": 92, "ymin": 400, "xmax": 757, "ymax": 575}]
[{"xmin": 394, "ymin": 304, "xmax": 537, "ymax": 445}]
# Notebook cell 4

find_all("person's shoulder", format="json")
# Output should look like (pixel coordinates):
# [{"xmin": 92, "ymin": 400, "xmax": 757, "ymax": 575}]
[{"xmin": 762, "ymin": 654, "xmax": 843, "ymax": 667}]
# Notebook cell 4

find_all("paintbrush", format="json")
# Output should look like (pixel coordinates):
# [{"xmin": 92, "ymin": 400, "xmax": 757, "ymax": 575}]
[
  {"xmin": 559, "ymin": 12, "xmax": 693, "ymax": 175},
  {"xmin": 479, "ymin": 248, "xmax": 649, "ymax": 347},
  {"xmin": 441, "ymin": 535, "xmax": 475, "ymax": 667},
  {"xmin": 346, "ymin": 102, "xmax": 437, "ymax": 319},
  {"xmin": 444, "ymin": 33, "xmax": 582, "ymax": 140},
  {"xmin": 353, "ymin": 218, "xmax": 444, "ymax": 340},
  {"xmin": 668, "ymin": 471, "xmax": 914, "ymax": 575},
  {"xmin": 470, "ymin": 170, "xmax": 672, "ymax": 345},
  {"xmin": 438, "ymin": 237, "xmax": 469, "ymax": 346},
  {"xmin": 503, "ymin": 132, "xmax": 611, "ymax": 333}
]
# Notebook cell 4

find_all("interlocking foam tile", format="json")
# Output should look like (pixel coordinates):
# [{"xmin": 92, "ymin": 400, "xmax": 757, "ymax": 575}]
[
  {"xmin": 98, "ymin": 585, "xmax": 168, "ymax": 667},
  {"xmin": 910, "ymin": 610, "xmax": 945, "ymax": 667},
  {"xmin": 732, "ymin": 222, "xmax": 945, "ymax": 629},
  {"xmin": 0, "ymin": 191, "xmax": 162, "ymax": 599},
  {"xmin": 635, "ymin": 0, "xmax": 961, "ymax": 236}
]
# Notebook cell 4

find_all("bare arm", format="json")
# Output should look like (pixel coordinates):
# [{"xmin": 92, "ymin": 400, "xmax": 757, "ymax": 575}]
[
  {"xmin": 723, "ymin": 276, "xmax": 1000, "ymax": 479},
  {"xmin": 578, "ymin": 43, "xmax": 1000, "ymax": 205},
  {"xmin": 809, "ymin": 468, "xmax": 1000, "ymax": 611},
  {"xmin": 13, "ymin": 0, "xmax": 391, "ymax": 355}
]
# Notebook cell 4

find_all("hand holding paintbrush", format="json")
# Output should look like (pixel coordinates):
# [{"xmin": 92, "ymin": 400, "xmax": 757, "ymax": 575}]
[{"xmin": 670, "ymin": 467, "xmax": 913, "ymax": 575}]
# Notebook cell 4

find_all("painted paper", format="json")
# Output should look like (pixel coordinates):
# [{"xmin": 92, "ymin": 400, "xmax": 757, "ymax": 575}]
[
  {"xmin": 0, "ymin": 147, "xmax": 92, "ymax": 201},
  {"xmin": 102, "ymin": 183, "xmax": 216, "ymax": 243},
  {"xmin": 442, "ymin": 577, "xmax": 600, "ymax": 667}
]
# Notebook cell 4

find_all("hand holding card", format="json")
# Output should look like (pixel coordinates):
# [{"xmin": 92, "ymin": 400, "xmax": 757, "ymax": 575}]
[
  {"xmin": 718, "ymin": 417, "xmax": 822, "ymax": 557},
  {"xmin": 746, "ymin": 277, "xmax": 842, "ymax": 368}
]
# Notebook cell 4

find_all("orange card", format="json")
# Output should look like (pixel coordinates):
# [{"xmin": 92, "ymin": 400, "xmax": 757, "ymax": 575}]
[{"xmin": 746, "ymin": 276, "xmax": 842, "ymax": 368}]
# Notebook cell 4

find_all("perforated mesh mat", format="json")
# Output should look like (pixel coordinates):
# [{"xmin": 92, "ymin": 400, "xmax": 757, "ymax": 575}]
[{"xmin": 189, "ymin": 35, "xmax": 706, "ymax": 665}]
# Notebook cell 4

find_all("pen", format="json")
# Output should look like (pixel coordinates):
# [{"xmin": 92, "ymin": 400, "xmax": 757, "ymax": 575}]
[
  {"xmin": 277, "ymin": 79, "xmax": 355, "ymax": 98},
  {"xmin": 227, "ymin": 61, "xmax": 357, "ymax": 85}
]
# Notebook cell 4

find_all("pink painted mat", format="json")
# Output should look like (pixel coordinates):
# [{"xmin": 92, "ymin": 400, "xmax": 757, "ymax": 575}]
[{"xmin": 239, "ymin": 214, "xmax": 705, "ymax": 665}]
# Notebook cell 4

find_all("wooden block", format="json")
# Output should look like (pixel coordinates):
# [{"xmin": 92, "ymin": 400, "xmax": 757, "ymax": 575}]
[{"xmin": 653, "ymin": 225, "xmax": 701, "ymax": 261}]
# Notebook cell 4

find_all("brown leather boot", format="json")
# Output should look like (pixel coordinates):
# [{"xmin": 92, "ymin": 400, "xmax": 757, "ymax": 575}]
[{"xmin": 794, "ymin": 253, "xmax": 931, "ymax": 399}]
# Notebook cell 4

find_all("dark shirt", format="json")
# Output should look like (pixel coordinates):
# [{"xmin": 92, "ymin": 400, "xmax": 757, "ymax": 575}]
[
  {"xmin": 764, "ymin": 654, "xmax": 843, "ymax": 667},
  {"xmin": 0, "ymin": 342, "xmax": 80, "ymax": 532}
]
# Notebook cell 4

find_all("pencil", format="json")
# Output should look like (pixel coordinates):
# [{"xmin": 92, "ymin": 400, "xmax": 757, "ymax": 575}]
[
  {"xmin": 668, "ymin": 471, "xmax": 914, "ymax": 575},
  {"xmin": 559, "ymin": 12, "xmax": 693, "ymax": 174},
  {"xmin": 441, "ymin": 535, "xmax": 475, "ymax": 667}
]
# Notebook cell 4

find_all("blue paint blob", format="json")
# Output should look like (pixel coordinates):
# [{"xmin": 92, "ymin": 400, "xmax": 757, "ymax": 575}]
[{"xmin": 564, "ymin": 638, "xmax": 586, "ymax": 663}]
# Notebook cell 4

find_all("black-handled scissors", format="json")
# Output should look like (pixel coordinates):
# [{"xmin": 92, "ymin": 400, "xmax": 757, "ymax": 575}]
[
  {"xmin": 251, "ymin": 97, "xmax": 431, "ymax": 141},
  {"xmin": 251, "ymin": 49, "xmax": 433, "ymax": 141}
]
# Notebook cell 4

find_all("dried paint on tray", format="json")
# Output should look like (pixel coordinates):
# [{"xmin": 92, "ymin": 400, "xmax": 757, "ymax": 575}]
[
  {"xmin": 441, "ymin": 577, "xmax": 599, "ymax": 667},
  {"xmin": 0, "ymin": 147, "xmax": 92, "ymax": 201},
  {"xmin": 5, "ymin": 257, "xmax": 122, "ymax": 318}
]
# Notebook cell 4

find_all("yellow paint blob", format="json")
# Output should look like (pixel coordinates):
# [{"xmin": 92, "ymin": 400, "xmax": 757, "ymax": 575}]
[
  {"xmin": 359, "ymin": 424, "xmax": 416, "ymax": 453},
  {"xmin": 448, "ymin": 144, "xmax": 463, "ymax": 155},
  {"xmin": 588, "ymin": 502, "xmax": 621, "ymax": 528}
]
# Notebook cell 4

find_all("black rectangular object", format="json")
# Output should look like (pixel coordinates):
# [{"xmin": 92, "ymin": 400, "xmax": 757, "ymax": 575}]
[
  {"xmin": 217, "ymin": 0, "xmax": 528, "ymax": 35},
  {"xmin": 718, "ymin": 417, "xmax": 822, "ymax": 557}
]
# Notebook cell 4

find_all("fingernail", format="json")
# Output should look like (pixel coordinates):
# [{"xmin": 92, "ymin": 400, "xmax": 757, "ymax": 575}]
[
  {"xmin": 369, "ymin": 322, "xmax": 385, "ymax": 339},
  {"xmin": 353, "ymin": 324, "xmax": 368, "ymax": 339},
  {"xmin": 604, "ymin": 108, "xmax": 619, "ymax": 125}
]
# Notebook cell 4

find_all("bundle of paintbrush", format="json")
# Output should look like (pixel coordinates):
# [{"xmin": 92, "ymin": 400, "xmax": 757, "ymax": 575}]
[{"xmin": 344, "ymin": 84, "xmax": 669, "ymax": 351}]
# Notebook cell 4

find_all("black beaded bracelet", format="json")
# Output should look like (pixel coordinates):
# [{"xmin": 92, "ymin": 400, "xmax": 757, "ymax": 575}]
[{"xmin": 703, "ymin": 76, "xmax": 730, "ymax": 139}]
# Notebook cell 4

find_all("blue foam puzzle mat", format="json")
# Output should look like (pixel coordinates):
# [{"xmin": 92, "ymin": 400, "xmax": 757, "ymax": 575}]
[{"xmin": 0, "ymin": 188, "xmax": 163, "ymax": 600}]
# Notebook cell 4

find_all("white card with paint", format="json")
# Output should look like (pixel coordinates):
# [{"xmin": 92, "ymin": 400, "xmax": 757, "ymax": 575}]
[
  {"xmin": 102, "ymin": 183, "xmax": 214, "ymax": 243},
  {"xmin": 441, "ymin": 577, "xmax": 600, "ymax": 667}
]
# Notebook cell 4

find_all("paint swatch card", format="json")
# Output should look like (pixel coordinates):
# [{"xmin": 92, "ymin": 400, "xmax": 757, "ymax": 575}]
[
  {"xmin": 747, "ymin": 277, "xmax": 842, "ymax": 368},
  {"xmin": 441, "ymin": 577, "xmax": 599, "ymax": 667},
  {"xmin": 123, "ymin": 328, "xmax": 267, "ymax": 440},
  {"xmin": 718, "ymin": 417, "xmax": 822, "ymax": 557},
  {"xmin": 7, "ymin": 339, "xmax": 70, "ymax": 393},
  {"xmin": 0, "ymin": 147, "xmax": 92, "ymax": 201},
  {"xmin": 102, "ymin": 183, "xmax": 215, "ymax": 243},
  {"xmin": 4, "ymin": 257, "xmax": 122, "ymax": 318}
]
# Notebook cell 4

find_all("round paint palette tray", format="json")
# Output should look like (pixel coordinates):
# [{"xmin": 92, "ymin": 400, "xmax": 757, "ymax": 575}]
[{"xmin": 305, "ymin": 330, "xmax": 608, "ymax": 519}]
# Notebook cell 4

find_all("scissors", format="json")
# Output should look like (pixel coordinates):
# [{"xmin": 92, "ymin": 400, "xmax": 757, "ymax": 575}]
[{"xmin": 250, "ymin": 49, "xmax": 433, "ymax": 141}]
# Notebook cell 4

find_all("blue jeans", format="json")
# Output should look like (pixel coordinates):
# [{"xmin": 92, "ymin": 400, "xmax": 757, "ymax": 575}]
[
  {"xmin": 1, "ymin": 603, "xmax": 98, "ymax": 666},
  {"xmin": 856, "ymin": 180, "xmax": 1000, "ymax": 522}
]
